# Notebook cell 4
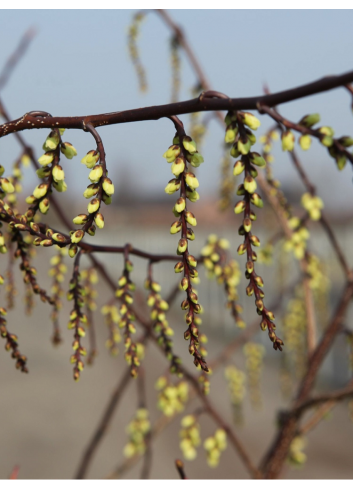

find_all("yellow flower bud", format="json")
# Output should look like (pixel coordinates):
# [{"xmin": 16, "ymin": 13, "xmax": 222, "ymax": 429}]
[
  {"xmin": 282, "ymin": 131, "xmax": 295, "ymax": 152},
  {"xmin": 33, "ymin": 183, "xmax": 49, "ymax": 199},
  {"xmin": 53, "ymin": 180, "xmax": 67, "ymax": 192},
  {"xmin": 175, "ymin": 197, "xmax": 186, "ymax": 213},
  {"xmin": 233, "ymin": 160, "xmax": 245, "ymax": 176},
  {"xmin": 299, "ymin": 135, "xmax": 311, "ymax": 151},
  {"xmin": 94, "ymin": 213, "xmax": 104, "ymax": 229},
  {"xmin": 87, "ymin": 198, "xmax": 100, "ymax": 214},
  {"xmin": 184, "ymin": 172, "xmax": 199, "ymax": 190},
  {"xmin": 239, "ymin": 112, "xmax": 261, "ymax": 130},
  {"xmin": 170, "ymin": 221, "xmax": 182, "ymax": 234},
  {"xmin": 71, "ymin": 230, "xmax": 84, "ymax": 244},
  {"xmin": 185, "ymin": 190, "xmax": 199, "ymax": 202},
  {"xmin": 165, "ymin": 179, "xmax": 181, "ymax": 194},
  {"xmin": 244, "ymin": 176, "xmax": 257, "ymax": 194},
  {"xmin": 89, "ymin": 165, "xmax": 103, "ymax": 182},
  {"xmin": 183, "ymin": 136, "xmax": 197, "ymax": 154},
  {"xmin": 73, "ymin": 214, "xmax": 88, "ymax": 225},
  {"xmin": 39, "ymin": 198, "xmax": 50, "ymax": 214},
  {"xmin": 102, "ymin": 177, "xmax": 114, "ymax": 196},
  {"xmin": 61, "ymin": 142, "xmax": 77, "ymax": 159},
  {"xmin": 163, "ymin": 145, "xmax": 181, "ymax": 163},
  {"xmin": 234, "ymin": 201, "xmax": 246, "ymax": 214},
  {"xmin": 81, "ymin": 150, "xmax": 100, "ymax": 169},
  {"xmin": 186, "ymin": 152, "xmax": 204, "ymax": 167},
  {"xmin": 52, "ymin": 165, "xmax": 65, "ymax": 182},
  {"xmin": 43, "ymin": 132, "xmax": 60, "ymax": 151},
  {"xmin": 38, "ymin": 152, "xmax": 54, "ymax": 167},
  {"xmin": 171, "ymin": 157, "xmax": 185, "ymax": 176},
  {"xmin": 83, "ymin": 184, "xmax": 99, "ymax": 199}
]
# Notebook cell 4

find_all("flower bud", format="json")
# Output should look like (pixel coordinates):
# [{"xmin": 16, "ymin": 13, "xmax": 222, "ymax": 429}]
[
  {"xmin": 87, "ymin": 198, "xmax": 100, "ymax": 214},
  {"xmin": 36, "ymin": 167, "xmax": 51, "ymax": 179},
  {"xmin": 237, "ymin": 243, "xmax": 246, "ymax": 255},
  {"xmin": 246, "ymin": 285, "xmax": 254, "ymax": 296},
  {"xmin": 185, "ymin": 190, "xmax": 199, "ymax": 202},
  {"xmin": 165, "ymin": 179, "xmax": 181, "ymax": 194},
  {"xmin": 234, "ymin": 200, "xmax": 246, "ymax": 214},
  {"xmin": 184, "ymin": 172, "xmax": 199, "ymax": 190},
  {"xmin": 246, "ymin": 261, "xmax": 254, "ymax": 274},
  {"xmin": 282, "ymin": 131, "xmax": 295, "ymax": 151},
  {"xmin": 43, "ymin": 132, "xmax": 60, "ymax": 151},
  {"xmin": 243, "ymin": 217, "xmax": 252, "ymax": 232},
  {"xmin": 52, "ymin": 233, "xmax": 66, "ymax": 243},
  {"xmin": 183, "ymin": 136, "xmax": 197, "ymax": 154},
  {"xmin": 250, "ymin": 193, "xmax": 263, "ymax": 208},
  {"xmin": 163, "ymin": 145, "xmax": 181, "ymax": 163},
  {"xmin": 236, "ymin": 184, "xmax": 245, "ymax": 196},
  {"xmin": 233, "ymin": 160, "xmax": 245, "ymax": 176},
  {"xmin": 33, "ymin": 183, "xmax": 49, "ymax": 199},
  {"xmin": 94, "ymin": 213, "xmax": 104, "ymax": 229},
  {"xmin": 73, "ymin": 214, "xmax": 88, "ymax": 225},
  {"xmin": 225, "ymin": 125, "xmax": 238, "ymax": 144},
  {"xmin": 254, "ymin": 275, "xmax": 264, "ymax": 287},
  {"xmin": 320, "ymin": 135, "xmax": 334, "ymax": 147},
  {"xmin": 187, "ymin": 255, "xmax": 197, "ymax": 267},
  {"xmin": 250, "ymin": 235, "xmax": 261, "ymax": 247},
  {"xmin": 186, "ymin": 228, "xmax": 195, "ymax": 240},
  {"xmin": 26, "ymin": 195, "xmax": 37, "ymax": 205},
  {"xmin": 102, "ymin": 177, "xmax": 114, "ymax": 196},
  {"xmin": 249, "ymin": 152, "xmax": 266, "ymax": 167},
  {"xmin": 38, "ymin": 152, "xmax": 54, "ymax": 167},
  {"xmin": 244, "ymin": 176, "xmax": 257, "ymax": 194},
  {"xmin": 178, "ymin": 238, "xmax": 188, "ymax": 254},
  {"xmin": 171, "ymin": 157, "xmax": 185, "ymax": 176},
  {"xmin": 53, "ymin": 180, "xmax": 67, "ymax": 192},
  {"xmin": 237, "ymin": 137, "xmax": 251, "ymax": 155},
  {"xmin": 102, "ymin": 193, "xmax": 112, "ymax": 205},
  {"xmin": 185, "ymin": 211, "xmax": 197, "ymax": 226},
  {"xmin": 186, "ymin": 152, "xmax": 204, "ymax": 167},
  {"xmin": 81, "ymin": 150, "xmax": 100, "ymax": 169},
  {"xmin": 87, "ymin": 225, "xmax": 96, "ymax": 236},
  {"xmin": 83, "ymin": 184, "xmax": 99, "ymax": 199},
  {"xmin": 170, "ymin": 220, "xmax": 182, "ymax": 234},
  {"xmin": 71, "ymin": 230, "xmax": 84, "ymax": 243},
  {"xmin": 89, "ymin": 165, "xmax": 103, "ymax": 183},
  {"xmin": 52, "ymin": 165, "xmax": 65, "ymax": 182},
  {"xmin": 230, "ymin": 145, "xmax": 241, "ymax": 158},
  {"xmin": 299, "ymin": 135, "xmax": 311, "ymax": 151},
  {"xmin": 338, "ymin": 136, "xmax": 353, "ymax": 147},
  {"xmin": 40, "ymin": 239, "xmax": 53, "ymax": 247},
  {"xmin": 239, "ymin": 112, "xmax": 261, "ymax": 130},
  {"xmin": 174, "ymin": 262, "xmax": 184, "ymax": 273},
  {"xmin": 175, "ymin": 197, "xmax": 186, "ymax": 213},
  {"xmin": 299, "ymin": 113, "xmax": 320, "ymax": 128},
  {"xmin": 61, "ymin": 142, "xmax": 77, "ymax": 159},
  {"xmin": 39, "ymin": 198, "xmax": 50, "ymax": 214},
  {"xmin": 181, "ymin": 277, "xmax": 189, "ymax": 290}
]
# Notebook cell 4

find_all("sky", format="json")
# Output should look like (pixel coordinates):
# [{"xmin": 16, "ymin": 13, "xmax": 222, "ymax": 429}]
[{"xmin": 0, "ymin": 9, "xmax": 353, "ymax": 211}]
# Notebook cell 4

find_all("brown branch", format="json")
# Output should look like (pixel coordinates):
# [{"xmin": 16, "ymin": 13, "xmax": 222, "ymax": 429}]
[
  {"xmin": 75, "ymin": 334, "xmax": 148, "ymax": 479},
  {"xmin": 2, "ymin": 69, "xmax": 353, "ymax": 138},
  {"xmin": 175, "ymin": 459, "xmax": 188, "ymax": 479},
  {"xmin": 0, "ymin": 28, "xmax": 36, "ymax": 91}
]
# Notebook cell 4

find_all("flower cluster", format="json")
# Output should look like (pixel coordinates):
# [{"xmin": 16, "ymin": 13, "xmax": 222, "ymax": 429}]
[
  {"xmin": 226, "ymin": 110, "xmax": 284, "ymax": 350},
  {"xmin": 145, "ymin": 277, "xmax": 181, "ymax": 375},
  {"xmin": 101, "ymin": 302, "xmax": 121, "ymax": 356},
  {"xmin": 179, "ymin": 414, "xmax": 201, "ymax": 461},
  {"xmin": 243, "ymin": 342, "xmax": 265, "ymax": 409},
  {"xmin": 224, "ymin": 365, "xmax": 246, "ymax": 425},
  {"xmin": 0, "ymin": 306, "xmax": 28, "ymax": 372},
  {"xmin": 127, "ymin": 12, "xmax": 147, "ymax": 92},
  {"xmin": 163, "ymin": 129, "xmax": 208, "ymax": 371},
  {"xmin": 115, "ymin": 258, "xmax": 139, "ymax": 377},
  {"xmin": 71, "ymin": 148, "xmax": 114, "ymax": 249},
  {"xmin": 203, "ymin": 428, "xmax": 227, "ymax": 468},
  {"xmin": 49, "ymin": 248, "xmax": 68, "ymax": 345},
  {"xmin": 26, "ymin": 129, "xmax": 75, "ymax": 222},
  {"xmin": 201, "ymin": 234, "xmax": 244, "ymax": 328},
  {"xmin": 155, "ymin": 376, "xmax": 188, "ymax": 417},
  {"xmin": 123, "ymin": 408, "xmax": 151, "ymax": 459},
  {"xmin": 283, "ymin": 217, "xmax": 310, "ymax": 261},
  {"xmin": 67, "ymin": 260, "xmax": 88, "ymax": 381},
  {"xmin": 301, "ymin": 193, "xmax": 324, "ymax": 221}
]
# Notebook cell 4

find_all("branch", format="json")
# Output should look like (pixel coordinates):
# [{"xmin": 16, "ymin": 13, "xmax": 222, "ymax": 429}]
[{"xmin": 2, "ymin": 69, "xmax": 353, "ymax": 137}]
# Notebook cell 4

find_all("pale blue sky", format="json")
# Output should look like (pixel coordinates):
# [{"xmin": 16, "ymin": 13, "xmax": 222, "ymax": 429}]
[{"xmin": 1, "ymin": 9, "xmax": 353, "ymax": 210}]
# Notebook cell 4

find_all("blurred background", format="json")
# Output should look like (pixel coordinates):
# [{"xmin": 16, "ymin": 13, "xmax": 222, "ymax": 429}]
[{"xmin": 0, "ymin": 8, "xmax": 353, "ymax": 480}]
